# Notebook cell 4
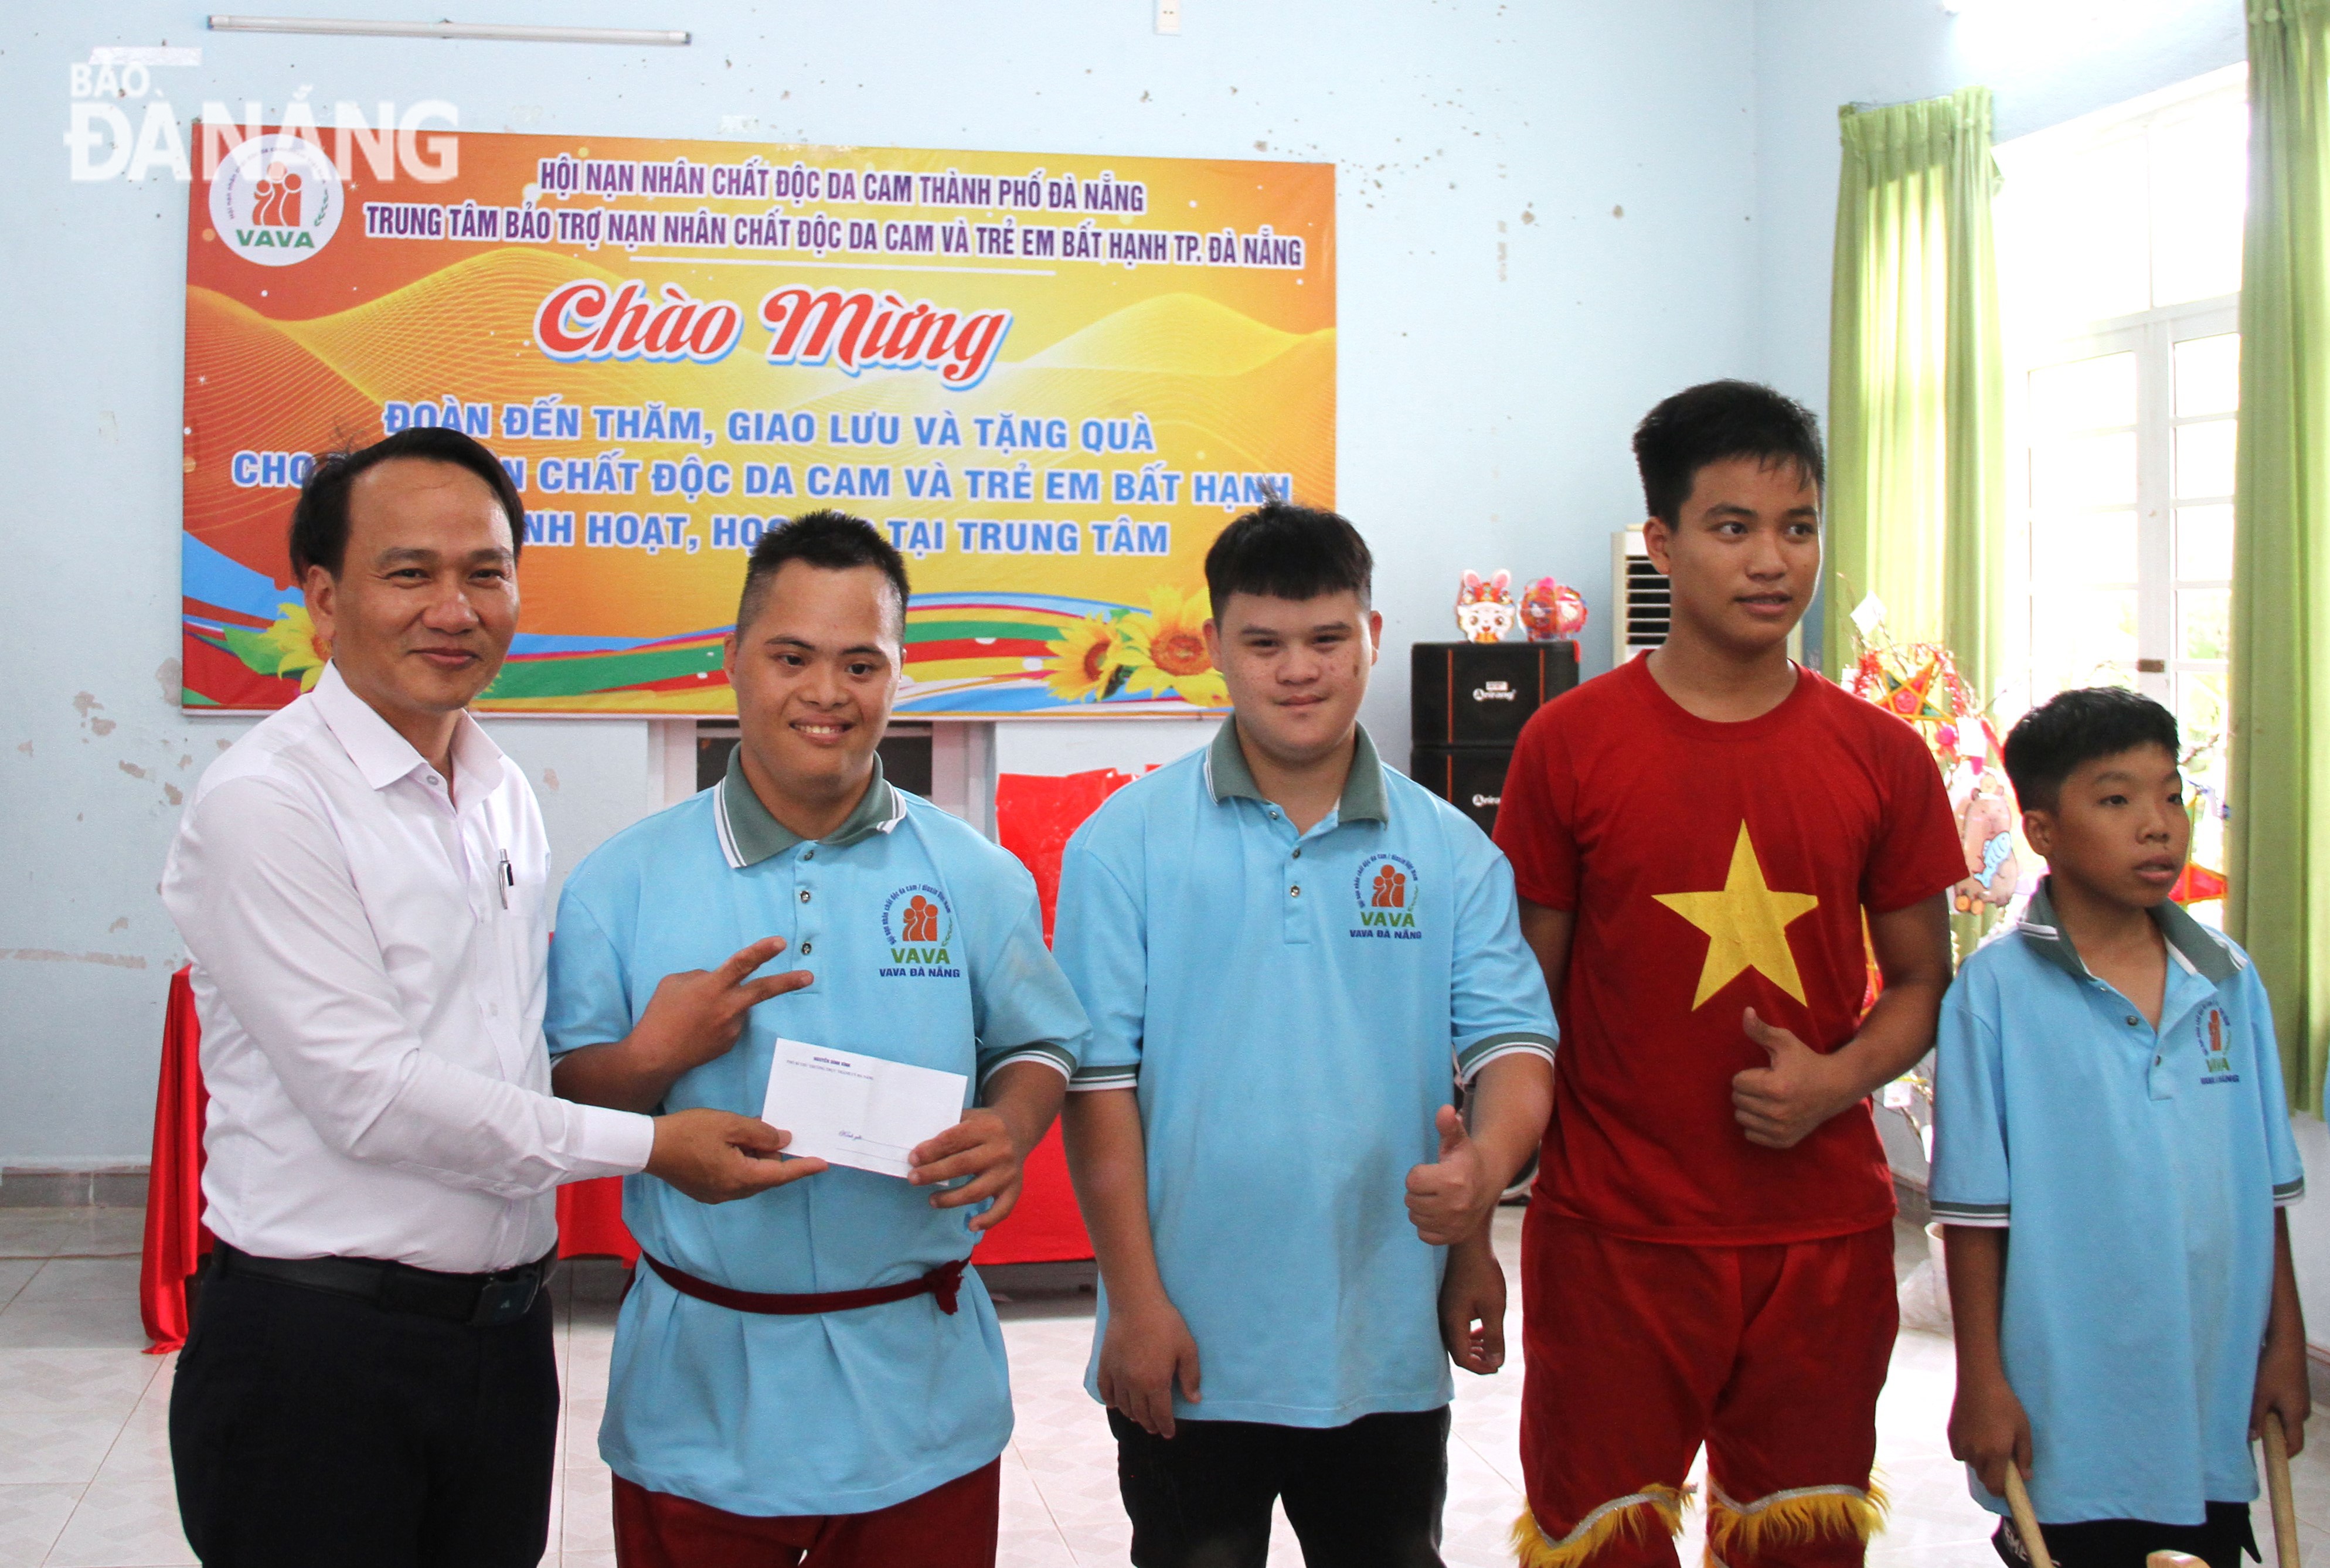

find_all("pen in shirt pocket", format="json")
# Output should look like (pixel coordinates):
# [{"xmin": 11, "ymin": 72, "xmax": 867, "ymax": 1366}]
[{"xmin": 498, "ymin": 849, "xmax": 513, "ymax": 909}]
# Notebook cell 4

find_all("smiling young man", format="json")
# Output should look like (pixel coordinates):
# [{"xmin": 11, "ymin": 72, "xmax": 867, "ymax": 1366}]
[
  {"xmin": 1492, "ymin": 383, "xmax": 1967, "ymax": 1568},
  {"xmin": 1933, "ymin": 688, "xmax": 2305, "ymax": 1568},
  {"xmin": 162, "ymin": 427, "xmax": 803, "ymax": 1568},
  {"xmin": 1057, "ymin": 502, "xmax": 1557, "ymax": 1568},
  {"xmin": 545, "ymin": 511, "xmax": 1088, "ymax": 1566}
]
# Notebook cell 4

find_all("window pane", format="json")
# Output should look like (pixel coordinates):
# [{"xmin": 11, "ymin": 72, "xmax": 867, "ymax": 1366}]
[
  {"xmin": 2004, "ymin": 130, "xmax": 2151, "ymax": 325},
  {"xmin": 2176, "ymin": 505, "xmax": 2234, "ymax": 581},
  {"xmin": 2174, "ymin": 333, "xmax": 2241, "ymax": 417},
  {"xmin": 2033, "ymin": 511, "xmax": 2138, "ymax": 585},
  {"xmin": 2175, "ymin": 419, "xmax": 2237, "ymax": 500},
  {"xmin": 2179, "ymin": 587, "xmax": 2229, "ymax": 659},
  {"xmin": 2028, "ymin": 352, "xmax": 2138, "ymax": 433},
  {"xmin": 2031, "ymin": 431, "xmax": 2138, "ymax": 509},
  {"xmin": 2178, "ymin": 668, "xmax": 2230, "ymax": 918},
  {"xmin": 2179, "ymin": 668, "xmax": 2230, "ymax": 746},
  {"xmin": 2150, "ymin": 97, "xmax": 2247, "ymax": 307},
  {"xmin": 2033, "ymin": 589, "xmax": 2138, "ymax": 691}
]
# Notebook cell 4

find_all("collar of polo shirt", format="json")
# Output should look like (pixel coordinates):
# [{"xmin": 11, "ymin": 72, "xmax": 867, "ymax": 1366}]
[
  {"xmin": 713, "ymin": 744, "xmax": 909, "ymax": 869},
  {"xmin": 308, "ymin": 661, "xmax": 509, "ymax": 795},
  {"xmin": 2013, "ymin": 874, "xmax": 2243, "ymax": 987},
  {"xmin": 1202, "ymin": 717, "xmax": 1389, "ymax": 824}
]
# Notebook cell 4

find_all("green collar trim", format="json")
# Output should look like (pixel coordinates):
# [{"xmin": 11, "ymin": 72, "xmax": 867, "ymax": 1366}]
[
  {"xmin": 2015, "ymin": 876, "xmax": 2243, "ymax": 987},
  {"xmin": 1203, "ymin": 719, "xmax": 1388, "ymax": 824},
  {"xmin": 713, "ymin": 747, "xmax": 904, "ymax": 869}
]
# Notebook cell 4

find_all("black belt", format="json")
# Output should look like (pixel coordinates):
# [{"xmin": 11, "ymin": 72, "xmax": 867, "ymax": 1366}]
[{"xmin": 212, "ymin": 1242, "xmax": 553, "ymax": 1328}]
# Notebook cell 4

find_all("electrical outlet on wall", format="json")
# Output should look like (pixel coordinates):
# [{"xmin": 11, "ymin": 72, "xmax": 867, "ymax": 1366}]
[{"xmin": 1155, "ymin": 0, "xmax": 1182, "ymax": 35}]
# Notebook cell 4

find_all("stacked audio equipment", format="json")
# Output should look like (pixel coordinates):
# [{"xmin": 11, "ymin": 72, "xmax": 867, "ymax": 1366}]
[{"xmin": 1410, "ymin": 641, "xmax": 1578, "ymax": 835}]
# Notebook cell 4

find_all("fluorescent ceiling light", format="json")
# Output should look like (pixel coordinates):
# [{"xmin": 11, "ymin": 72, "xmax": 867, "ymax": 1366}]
[{"xmin": 205, "ymin": 15, "xmax": 690, "ymax": 45}]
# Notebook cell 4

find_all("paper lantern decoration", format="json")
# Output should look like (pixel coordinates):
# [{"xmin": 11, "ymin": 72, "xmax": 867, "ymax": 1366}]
[
  {"xmin": 1454, "ymin": 570, "xmax": 1518, "ymax": 644},
  {"xmin": 1519, "ymin": 577, "xmax": 1589, "ymax": 642},
  {"xmin": 1845, "ymin": 599, "xmax": 2019, "ymax": 913}
]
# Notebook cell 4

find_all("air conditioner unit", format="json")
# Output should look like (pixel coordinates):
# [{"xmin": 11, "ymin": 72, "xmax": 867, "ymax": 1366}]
[
  {"xmin": 1611, "ymin": 528, "xmax": 1804, "ymax": 666},
  {"xmin": 1613, "ymin": 529, "xmax": 1669, "ymax": 665}
]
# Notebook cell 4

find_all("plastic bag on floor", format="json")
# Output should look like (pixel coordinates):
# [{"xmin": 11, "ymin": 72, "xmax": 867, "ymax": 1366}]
[{"xmin": 1898, "ymin": 1256, "xmax": 1952, "ymax": 1333}]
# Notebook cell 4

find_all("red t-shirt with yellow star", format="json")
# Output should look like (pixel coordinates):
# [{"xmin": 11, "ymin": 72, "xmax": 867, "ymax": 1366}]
[{"xmin": 1493, "ymin": 657, "xmax": 1967, "ymax": 1244}]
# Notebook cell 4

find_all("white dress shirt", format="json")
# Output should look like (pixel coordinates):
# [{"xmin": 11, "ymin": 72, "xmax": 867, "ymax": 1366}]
[{"xmin": 162, "ymin": 662, "xmax": 654, "ymax": 1273}]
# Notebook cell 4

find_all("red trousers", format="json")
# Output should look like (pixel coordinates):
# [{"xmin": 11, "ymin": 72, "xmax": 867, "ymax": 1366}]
[
  {"xmin": 611, "ymin": 1461, "xmax": 999, "ymax": 1568},
  {"xmin": 1515, "ymin": 1209, "xmax": 1897, "ymax": 1568}
]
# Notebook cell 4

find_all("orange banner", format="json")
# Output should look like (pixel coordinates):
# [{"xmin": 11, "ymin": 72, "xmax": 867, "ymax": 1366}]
[{"xmin": 182, "ymin": 128, "xmax": 1335, "ymax": 715}]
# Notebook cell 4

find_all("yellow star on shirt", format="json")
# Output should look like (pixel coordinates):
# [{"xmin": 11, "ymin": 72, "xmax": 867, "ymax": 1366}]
[{"xmin": 1653, "ymin": 822, "xmax": 1821, "ymax": 1009}]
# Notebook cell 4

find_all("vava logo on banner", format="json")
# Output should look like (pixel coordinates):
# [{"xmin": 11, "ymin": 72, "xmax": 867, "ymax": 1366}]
[{"xmin": 209, "ymin": 134, "xmax": 341, "ymax": 266}]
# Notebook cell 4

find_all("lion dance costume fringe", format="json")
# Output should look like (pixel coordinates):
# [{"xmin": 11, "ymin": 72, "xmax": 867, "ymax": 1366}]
[{"xmin": 1513, "ymin": 1479, "xmax": 1887, "ymax": 1568}]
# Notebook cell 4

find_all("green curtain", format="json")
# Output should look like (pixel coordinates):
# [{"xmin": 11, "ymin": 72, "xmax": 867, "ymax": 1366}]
[
  {"xmin": 1824, "ymin": 87, "xmax": 2006, "ymax": 705},
  {"xmin": 2231, "ymin": 0, "xmax": 2330, "ymax": 1113}
]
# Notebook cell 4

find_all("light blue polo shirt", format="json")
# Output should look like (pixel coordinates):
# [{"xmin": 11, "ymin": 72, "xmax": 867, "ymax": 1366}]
[
  {"xmin": 1056, "ymin": 721, "xmax": 1557, "ymax": 1428},
  {"xmin": 1931, "ymin": 878, "xmax": 2304, "ymax": 1526},
  {"xmin": 546, "ymin": 751, "xmax": 1088, "ymax": 1518}
]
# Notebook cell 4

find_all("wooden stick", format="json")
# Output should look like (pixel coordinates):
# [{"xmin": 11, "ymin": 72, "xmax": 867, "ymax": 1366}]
[
  {"xmin": 2263, "ymin": 1423, "xmax": 2301, "ymax": 1568},
  {"xmin": 2004, "ymin": 1470, "xmax": 2052, "ymax": 1568}
]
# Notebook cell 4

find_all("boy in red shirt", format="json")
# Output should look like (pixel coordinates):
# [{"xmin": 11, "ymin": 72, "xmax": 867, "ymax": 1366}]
[{"xmin": 1492, "ymin": 381, "xmax": 1966, "ymax": 1568}]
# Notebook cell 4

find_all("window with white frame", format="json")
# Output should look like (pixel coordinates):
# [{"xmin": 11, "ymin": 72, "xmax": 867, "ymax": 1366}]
[{"xmin": 1994, "ymin": 63, "xmax": 2245, "ymax": 904}]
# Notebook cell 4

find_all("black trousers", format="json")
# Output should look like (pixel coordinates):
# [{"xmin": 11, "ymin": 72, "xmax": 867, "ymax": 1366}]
[
  {"xmin": 169, "ymin": 1263, "xmax": 559, "ymax": 1568},
  {"xmin": 1992, "ymin": 1501, "xmax": 2260, "ymax": 1568},
  {"xmin": 1108, "ymin": 1406, "xmax": 1450, "ymax": 1568}
]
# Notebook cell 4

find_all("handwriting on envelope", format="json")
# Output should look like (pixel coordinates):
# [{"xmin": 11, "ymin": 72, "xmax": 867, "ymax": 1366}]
[{"xmin": 760, "ymin": 1039, "xmax": 969, "ymax": 1179}]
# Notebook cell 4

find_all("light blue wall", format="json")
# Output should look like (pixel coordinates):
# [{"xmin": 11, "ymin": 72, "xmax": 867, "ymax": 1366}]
[{"xmin": 1, "ymin": 1, "xmax": 1762, "ymax": 1162}]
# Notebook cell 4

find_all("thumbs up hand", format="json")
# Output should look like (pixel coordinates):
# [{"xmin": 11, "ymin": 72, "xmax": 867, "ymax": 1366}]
[
  {"xmin": 1406, "ymin": 1104, "xmax": 1498, "ymax": 1246},
  {"xmin": 1730, "ymin": 1006, "xmax": 1856, "ymax": 1149}
]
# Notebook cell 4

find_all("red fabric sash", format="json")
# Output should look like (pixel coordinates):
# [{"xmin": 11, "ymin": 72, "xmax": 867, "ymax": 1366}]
[
  {"xmin": 140, "ymin": 967, "xmax": 212, "ymax": 1353},
  {"xmin": 643, "ymin": 1251, "xmax": 967, "ymax": 1316}
]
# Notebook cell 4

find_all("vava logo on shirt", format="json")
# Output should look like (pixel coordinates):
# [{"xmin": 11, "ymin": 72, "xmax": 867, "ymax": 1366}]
[
  {"xmin": 2198, "ymin": 1005, "xmax": 2240, "ymax": 1084},
  {"xmin": 1351, "ymin": 853, "xmax": 1421, "ymax": 940},
  {"xmin": 208, "ymin": 133, "xmax": 342, "ymax": 266},
  {"xmin": 879, "ymin": 884, "xmax": 960, "ymax": 978}
]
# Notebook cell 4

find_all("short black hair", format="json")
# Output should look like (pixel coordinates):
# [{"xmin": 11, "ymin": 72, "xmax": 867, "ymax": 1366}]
[
  {"xmin": 736, "ymin": 510, "xmax": 912, "ymax": 635},
  {"xmin": 1633, "ymin": 380, "xmax": 1825, "ymax": 526},
  {"xmin": 288, "ymin": 426, "xmax": 526, "ymax": 579},
  {"xmin": 2002, "ymin": 686, "xmax": 2181, "ymax": 814},
  {"xmin": 1203, "ymin": 501, "xmax": 1373, "ymax": 613}
]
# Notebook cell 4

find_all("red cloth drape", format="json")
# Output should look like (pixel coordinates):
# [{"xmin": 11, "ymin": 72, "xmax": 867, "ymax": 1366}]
[
  {"xmin": 980, "ymin": 767, "xmax": 1153, "ymax": 1265},
  {"xmin": 557, "ymin": 1177, "xmax": 638, "ymax": 1264},
  {"xmin": 139, "ymin": 967, "xmax": 212, "ymax": 1353},
  {"xmin": 971, "ymin": 1123, "xmax": 1083, "ymax": 1264},
  {"xmin": 995, "ymin": 768, "xmax": 1140, "ymax": 943}
]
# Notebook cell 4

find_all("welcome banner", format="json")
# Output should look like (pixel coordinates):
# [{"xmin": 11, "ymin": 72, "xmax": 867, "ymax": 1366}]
[{"xmin": 181, "ymin": 127, "xmax": 1334, "ymax": 715}]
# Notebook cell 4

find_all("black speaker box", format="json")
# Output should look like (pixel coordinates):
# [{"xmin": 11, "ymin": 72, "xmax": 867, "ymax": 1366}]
[
  {"xmin": 1410, "ymin": 641, "xmax": 1577, "ymax": 746},
  {"xmin": 1410, "ymin": 744, "xmax": 1514, "ymax": 836}
]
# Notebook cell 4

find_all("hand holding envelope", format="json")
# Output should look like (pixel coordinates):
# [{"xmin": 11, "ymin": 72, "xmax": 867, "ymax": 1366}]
[
  {"xmin": 759, "ymin": 1039, "xmax": 1041, "ymax": 1230},
  {"xmin": 761, "ymin": 1040, "xmax": 970, "ymax": 1180}
]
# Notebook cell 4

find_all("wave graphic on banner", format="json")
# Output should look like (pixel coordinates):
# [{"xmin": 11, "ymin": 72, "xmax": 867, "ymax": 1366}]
[{"xmin": 185, "ymin": 245, "xmax": 1329, "ymax": 713}]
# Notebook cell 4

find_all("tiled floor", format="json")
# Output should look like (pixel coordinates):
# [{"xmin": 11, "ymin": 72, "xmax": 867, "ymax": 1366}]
[{"xmin": 0, "ymin": 1206, "xmax": 2322, "ymax": 1566}]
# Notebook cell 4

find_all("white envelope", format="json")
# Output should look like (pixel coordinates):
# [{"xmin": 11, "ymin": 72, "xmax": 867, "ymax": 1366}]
[{"xmin": 760, "ymin": 1038, "xmax": 969, "ymax": 1179}]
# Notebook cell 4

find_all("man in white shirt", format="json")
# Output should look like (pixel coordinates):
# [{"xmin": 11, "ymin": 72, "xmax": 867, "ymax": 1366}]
[{"xmin": 160, "ymin": 425, "xmax": 820, "ymax": 1568}]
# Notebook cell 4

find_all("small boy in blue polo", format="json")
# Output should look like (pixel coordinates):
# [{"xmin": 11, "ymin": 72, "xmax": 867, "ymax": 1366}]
[
  {"xmin": 1057, "ymin": 503, "xmax": 1558, "ymax": 1568},
  {"xmin": 1932, "ymin": 686, "xmax": 2308, "ymax": 1568}
]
